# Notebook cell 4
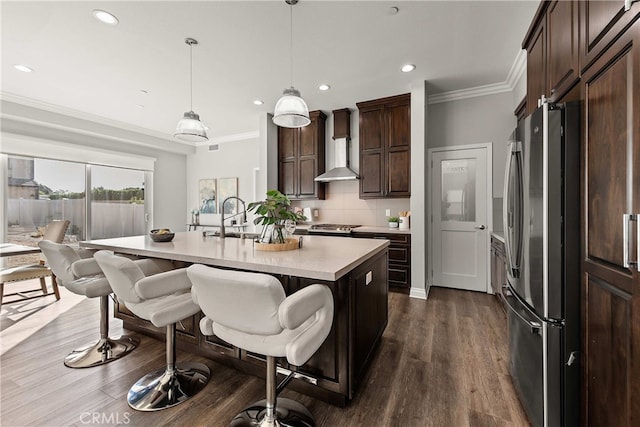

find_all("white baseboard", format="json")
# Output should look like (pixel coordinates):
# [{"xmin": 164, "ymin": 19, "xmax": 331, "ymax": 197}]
[{"xmin": 409, "ymin": 285, "xmax": 428, "ymax": 300}]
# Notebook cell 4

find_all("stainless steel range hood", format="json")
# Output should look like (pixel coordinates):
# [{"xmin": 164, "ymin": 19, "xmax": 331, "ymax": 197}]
[{"xmin": 314, "ymin": 138, "xmax": 359, "ymax": 182}]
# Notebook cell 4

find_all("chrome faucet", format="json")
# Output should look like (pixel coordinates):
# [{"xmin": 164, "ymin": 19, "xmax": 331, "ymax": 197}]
[{"xmin": 220, "ymin": 196, "xmax": 247, "ymax": 238}]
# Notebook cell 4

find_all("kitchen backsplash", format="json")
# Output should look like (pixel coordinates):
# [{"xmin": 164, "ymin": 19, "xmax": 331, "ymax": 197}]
[{"xmin": 291, "ymin": 181, "xmax": 410, "ymax": 227}]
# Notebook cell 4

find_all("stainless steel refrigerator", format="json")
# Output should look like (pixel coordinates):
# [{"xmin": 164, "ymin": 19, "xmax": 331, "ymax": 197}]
[{"xmin": 502, "ymin": 100, "xmax": 580, "ymax": 427}]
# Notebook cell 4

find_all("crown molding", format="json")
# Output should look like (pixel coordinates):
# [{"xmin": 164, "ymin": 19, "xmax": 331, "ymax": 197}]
[
  {"xmin": 1, "ymin": 112, "xmax": 193, "ymax": 155},
  {"xmin": 0, "ymin": 91, "xmax": 184, "ymax": 145},
  {"xmin": 199, "ymin": 130, "xmax": 261, "ymax": 146},
  {"xmin": 505, "ymin": 48, "xmax": 527, "ymax": 89},
  {"xmin": 428, "ymin": 49, "xmax": 526, "ymax": 105},
  {"xmin": 1, "ymin": 91, "xmax": 260, "ymax": 150}
]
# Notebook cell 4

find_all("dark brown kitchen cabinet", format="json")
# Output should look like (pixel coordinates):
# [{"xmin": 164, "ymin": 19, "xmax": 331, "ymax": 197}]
[
  {"xmin": 523, "ymin": 0, "xmax": 579, "ymax": 114},
  {"xmin": 356, "ymin": 93, "xmax": 410, "ymax": 199},
  {"xmin": 525, "ymin": 13, "xmax": 546, "ymax": 115},
  {"xmin": 579, "ymin": 0, "xmax": 640, "ymax": 73},
  {"xmin": 490, "ymin": 235, "xmax": 506, "ymax": 311},
  {"xmin": 278, "ymin": 110, "xmax": 326, "ymax": 200},
  {"xmin": 352, "ymin": 232, "xmax": 411, "ymax": 293},
  {"xmin": 351, "ymin": 250, "xmax": 388, "ymax": 391},
  {"xmin": 514, "ymin": 97, "xmax": 527, "ymax": 123},
  {"xmin": 581, "ymin": 18, "xmax": 640, "ymax": 427}
]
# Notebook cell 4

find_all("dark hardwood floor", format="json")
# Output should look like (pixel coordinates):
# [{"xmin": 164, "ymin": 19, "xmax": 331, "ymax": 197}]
[{"xmin": 0, "ymin": 287, "xmax": 530, "ymax": 426}]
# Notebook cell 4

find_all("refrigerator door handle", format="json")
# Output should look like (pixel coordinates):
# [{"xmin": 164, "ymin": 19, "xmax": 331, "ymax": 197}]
[
  {"xmin": 503, "ymin": 144, "xmax": 514, "ymax": 270},
  {"xmin": 502, "ymin": 285, "xmax": 542, "ymax": 335},
  {"xmin": 503, "ymin": 141, "xmax": 522, "ymax": 278},
  {"xmin": 623, "ymin": 214, "xmax": 638, "ymax": 269}
]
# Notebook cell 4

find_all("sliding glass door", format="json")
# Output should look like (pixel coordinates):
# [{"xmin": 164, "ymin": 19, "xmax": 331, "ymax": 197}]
[
  {"xmin": 90, "ymin": 165, "xmax": 146, "ymax": 239},
  {"xmin": 5, "ymin": 156, "xmax": 85, "ymax": 266},
  {"xmin": 3, "ymin": 155, "xmax": 151, "ymax": 261}
]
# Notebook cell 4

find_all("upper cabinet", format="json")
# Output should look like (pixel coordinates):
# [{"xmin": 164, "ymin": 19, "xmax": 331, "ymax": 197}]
[
  {"xmin": 580, "ymin": 0, "xmax": 640, "ymax": 71},
  {"xmin": 523, "ymin": 0, "xmax": 580, "ymax": 114},
  {"xmin": 356, "ymin": 93, "xmax": 411, "ymax": 199},
  {"xmin": 277, "ymin": 110, "xmax": 327, "ymax": 200},
  {"xmin": 581, "ymin": 15, "xmax": 640, "ymax": 427}
]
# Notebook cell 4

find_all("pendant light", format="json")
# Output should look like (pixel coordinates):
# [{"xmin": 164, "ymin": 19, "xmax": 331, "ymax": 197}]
[
  {"xmin": 273, "ymin": 0, "xmax": 310, "ymax": 128},
  {"xmin": 174, "ymin": 37, "xmax": 208, "ymax": 142}
]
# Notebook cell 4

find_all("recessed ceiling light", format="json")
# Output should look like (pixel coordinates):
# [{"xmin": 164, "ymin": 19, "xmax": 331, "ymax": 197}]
[
  {"xmin": 389, "ymin": 6, "xmax": 400, "ymax": 15},
  {"xmin": 253, "ymin": 100, "xmax": 264, "ymax": 106},
  {"xmin": 318, "ymin": 84, "xmax": 331, "ymax": 91},
  {"xmin": 401, "ymin": 64, "xmax": 416, "ymax": 73},
  {"xmin": 93, "ymin": 9, "xmax": 119, "ymax": 25},
  {"xmin": 14, "ymin": 64, "xmax": 34, "ymax": 73},
  {"xmin": 136, "ymin": 104, "xmax": 144, "ymax": 108}
]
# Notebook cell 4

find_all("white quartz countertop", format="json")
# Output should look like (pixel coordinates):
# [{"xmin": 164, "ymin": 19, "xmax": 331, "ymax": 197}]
[
  {"xmin": 81, "ymin": 232, "xmax": 389, "ymax": 282},
  {"xmin": 491, "ymin": 231, "xmax": 505, "ymax": 243}
]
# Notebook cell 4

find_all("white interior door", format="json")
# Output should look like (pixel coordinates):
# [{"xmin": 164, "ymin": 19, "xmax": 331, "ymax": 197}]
[{"xmin": 431, "ymin": 147, "xmax": 489, "ymax": 292}]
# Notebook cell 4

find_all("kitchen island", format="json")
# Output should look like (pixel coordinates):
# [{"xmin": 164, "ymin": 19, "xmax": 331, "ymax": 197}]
[{"xmin": 81, "ymin": 232, "xmax": 389, "ymax": 406}]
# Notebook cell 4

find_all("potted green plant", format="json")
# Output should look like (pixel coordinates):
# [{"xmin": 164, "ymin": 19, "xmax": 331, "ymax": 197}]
[
  {"xmin": 388, "ymin": 216, "xmax": 400, "ymax": 228},
  {"xmin": 248, "ymin": 190, "xmax": 306, "ymax": 245}
]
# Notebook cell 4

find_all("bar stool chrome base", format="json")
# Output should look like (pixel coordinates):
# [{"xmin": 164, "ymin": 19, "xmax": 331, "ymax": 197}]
[
  {"xmin": 231, "ymin": 398, "xmax": 315, "ymax": 427},
  {"xmin": 127, "ymin": 362, "xmax": 210, "ymax": 411},
  {"xmin": 64, "ymin": 335, "xmax": 139, "ymax": 368}
]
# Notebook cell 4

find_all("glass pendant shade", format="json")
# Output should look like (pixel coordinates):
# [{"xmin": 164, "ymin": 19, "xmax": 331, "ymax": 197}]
[
  {"xmin": 174, "ymin": 110, "xmax": 208, "ymax": 142},
  {"xmin": 174, "ymin": 38, "xmax": 208, "ymax": 142},
  {"xmin": 273, "ymin": 87, "xmax": 310, "ymax": 128}
]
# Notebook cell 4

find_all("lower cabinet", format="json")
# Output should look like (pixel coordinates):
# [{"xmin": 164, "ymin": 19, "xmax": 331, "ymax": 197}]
[
  {"xmin": 490, "ymin": 235, "xmax": 506, "ymax": 310},
  {"xmin": 351, "ymin": 252, "xmax": 388, "ymax": 391},
  {"xmin": 352, "ymin": 232, "xmax": 411, "ymax": 293},
  {"xmin": 113, "ymin": 249, "xmax": 389, "ymax": 407}
]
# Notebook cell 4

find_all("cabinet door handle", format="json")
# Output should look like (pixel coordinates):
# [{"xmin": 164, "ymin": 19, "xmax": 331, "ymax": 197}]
[
  {"xmin": 475, "ymin": 225, "xmax": 486, "ymax": 230},
  {"xmin": 623, "ymin": 214, "xmax": 639, "ymax": 269}
]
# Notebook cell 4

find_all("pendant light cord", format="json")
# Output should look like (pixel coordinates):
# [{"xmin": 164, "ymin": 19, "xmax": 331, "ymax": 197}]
[
  {"xmin": 289, "ymin": 2, "xmax": 293, "ymax": 88},
  {"xmin": 189, "ymin": 41, "xmax": 194, "ymax": 111}
]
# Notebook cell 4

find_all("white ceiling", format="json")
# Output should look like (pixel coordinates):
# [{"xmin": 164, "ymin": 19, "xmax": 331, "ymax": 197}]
[{"xmin": 1, "ymin": 1, "xmax": 539, "ymax": 144}]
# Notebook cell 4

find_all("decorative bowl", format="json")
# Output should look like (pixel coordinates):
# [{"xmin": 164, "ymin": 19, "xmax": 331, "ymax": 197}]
[{"xmin": 150, "ymin": 229, "xmax": 175, "ymax": 242}]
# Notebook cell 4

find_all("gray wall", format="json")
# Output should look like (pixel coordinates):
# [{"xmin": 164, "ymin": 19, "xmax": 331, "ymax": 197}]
[
  {"xmin": 1, "ymin": 100, "xmax": 190, "ymax": 234},
  {"xmin": 427, "ymin": 91, "xmax": 517, "ymax": 198},
  {"xmin": 187, "ymin": 137, "xmax": 261, "ymax": 228}
]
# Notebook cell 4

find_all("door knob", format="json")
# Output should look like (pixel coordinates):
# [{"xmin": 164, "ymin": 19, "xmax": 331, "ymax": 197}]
[{"xmin": 475, "ymin": 225, "xmax": 486, "ymax": 230}]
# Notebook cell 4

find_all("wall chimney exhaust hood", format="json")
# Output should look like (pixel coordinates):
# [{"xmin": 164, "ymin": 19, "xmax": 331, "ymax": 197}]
[
  {"xmin": 314, "ymin": 137, "xmax": 359, "ymax": 182},
  {"xmin": 315, "ymin": 108, "xmax": 359, "ymax": 182}
]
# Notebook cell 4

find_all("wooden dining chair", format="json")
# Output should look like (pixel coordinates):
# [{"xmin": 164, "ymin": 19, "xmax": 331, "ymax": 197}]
[{"xmin": 0, "ymin": 220, "xmax": 70, "ymax": 305}]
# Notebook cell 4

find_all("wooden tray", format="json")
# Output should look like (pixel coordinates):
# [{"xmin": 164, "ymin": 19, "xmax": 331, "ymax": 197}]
[{"xmin": 255, "ymin": 237, "xmax": 300, "ymax": 252}]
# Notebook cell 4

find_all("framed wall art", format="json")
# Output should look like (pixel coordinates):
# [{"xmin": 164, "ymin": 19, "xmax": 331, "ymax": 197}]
[
  {"xmin": 218, "ymin": 177, "xmax": 238, "ymax": 215},
  {"xmin": 199, "ymin": 178, "xmax": 217, "ymax": 214}
]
